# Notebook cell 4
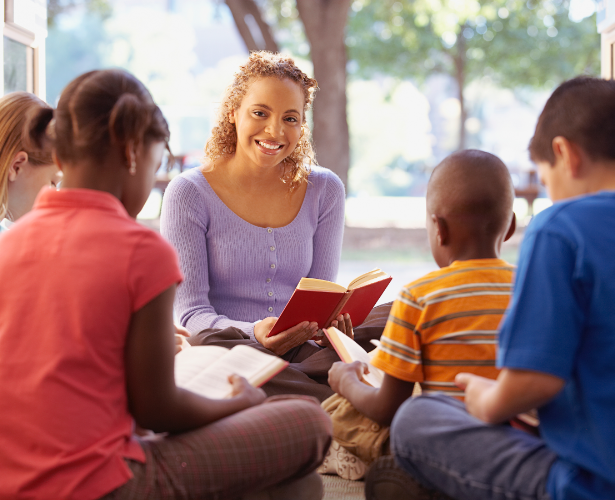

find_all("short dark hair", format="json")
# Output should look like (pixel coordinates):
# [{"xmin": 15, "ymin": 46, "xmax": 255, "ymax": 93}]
[
  {"xmin": 529, "ymin": 77, "xmax": 615, "ymax": 165},
  {"xmin": 26, "ymin": 69, "xmax": 170, "ymax": 166}
]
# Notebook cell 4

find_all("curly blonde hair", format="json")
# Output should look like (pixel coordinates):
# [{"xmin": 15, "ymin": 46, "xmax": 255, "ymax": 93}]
[{"xmin": 205, "ymin": 51, "xmax": 318, "ymax": 191}]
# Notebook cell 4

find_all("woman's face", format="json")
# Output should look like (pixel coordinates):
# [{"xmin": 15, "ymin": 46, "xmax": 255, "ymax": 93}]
[
  {"xmin": 230, "ymin": 77, "xmax": 304, "ymax": 170},
  {"xmin": 6, "ymin": 155, "xmax": 62, "ymax": 221}
]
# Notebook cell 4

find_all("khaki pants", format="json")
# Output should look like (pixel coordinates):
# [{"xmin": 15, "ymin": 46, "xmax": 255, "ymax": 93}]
[{"xmin": 322, "ymin": 393, "xmax": 391, "ymax": 465}]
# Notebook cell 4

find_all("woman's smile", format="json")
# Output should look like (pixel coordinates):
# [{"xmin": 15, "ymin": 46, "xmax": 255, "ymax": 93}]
[{"xmin": 255, "ymin": 139, "xmax": 285, "ymax": 155}]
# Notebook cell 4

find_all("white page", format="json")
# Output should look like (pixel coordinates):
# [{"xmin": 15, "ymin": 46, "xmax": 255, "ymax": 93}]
[
  {"xmin": 331, "ymin": 329, "xmax": 384, "ymax": 388},
  {"xmin": 175, "ymin": 345, "xmax": 284, "ymax": 399}
]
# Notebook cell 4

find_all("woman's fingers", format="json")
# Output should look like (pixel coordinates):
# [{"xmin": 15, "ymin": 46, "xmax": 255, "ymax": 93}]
[{"xmin": 343, "ymin": 314, "xmax": 354, "ymax": 340}]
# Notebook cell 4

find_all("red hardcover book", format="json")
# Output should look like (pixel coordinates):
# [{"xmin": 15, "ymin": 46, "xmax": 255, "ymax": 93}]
[{"xmin": 267, "ymin": 269, "xmax": 392, "ymax": 337}]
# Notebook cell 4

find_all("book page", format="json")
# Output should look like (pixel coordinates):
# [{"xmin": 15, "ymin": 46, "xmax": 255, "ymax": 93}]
[
  {"xmin": 175, "ymin": 345, "xmax": 287, "ymax": 399},
  {"xmin": 297, "ymin": 277, "xmax": 347, "ymax": 293},
  {"xmin": 347, "ymin": 269, "xmax": 390, "ymax": 290},
  {"xmin": 325, "ymin": 327, "xmax": 384, "ymax": 388},
  {"xmin": 175, "ymin": 345, "xmax": 229, "ymax": 390}
]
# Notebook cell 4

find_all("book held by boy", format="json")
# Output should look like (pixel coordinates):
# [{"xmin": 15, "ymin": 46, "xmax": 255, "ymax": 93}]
[
  {"xmin": 267, "ymin": 269, "xmax": 392, "ymax": 337},
  {"xmin": 174, "ymin": 345, "xmax": 288, "ymax": 399},
  {"xmin": 324, "ymin": 326, "xmax": 385, "ymax": 388}
]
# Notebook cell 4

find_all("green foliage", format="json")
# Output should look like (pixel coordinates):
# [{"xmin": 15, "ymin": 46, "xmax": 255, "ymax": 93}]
[
  {"xmin": 262, "ymin": 0, "xmax": 599, "ymax": 89},
  {"xmin": 346, "ymin": 0, "xmax": 600, "ymax": 90}
]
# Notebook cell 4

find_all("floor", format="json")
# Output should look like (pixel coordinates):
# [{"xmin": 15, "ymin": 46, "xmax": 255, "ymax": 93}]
[{"xmin": 322, "ymin": 475, "xmax": 365, "ymax": 500}]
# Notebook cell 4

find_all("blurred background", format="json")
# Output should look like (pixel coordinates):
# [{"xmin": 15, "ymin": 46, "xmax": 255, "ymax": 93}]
[{"xmin": 5, "ymin": 0, "xmax": 605, "ymax": 301}]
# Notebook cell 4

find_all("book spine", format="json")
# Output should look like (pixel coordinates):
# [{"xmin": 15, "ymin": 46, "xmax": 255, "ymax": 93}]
[{"xmin": 323, "ymin": 290, "xmax": 354, "ymax": 328}]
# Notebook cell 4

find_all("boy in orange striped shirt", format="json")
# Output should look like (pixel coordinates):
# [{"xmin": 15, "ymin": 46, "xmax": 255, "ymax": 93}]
[{"xmin": 320, "ymin": 150, "xmax": 516, "ymax": 481}]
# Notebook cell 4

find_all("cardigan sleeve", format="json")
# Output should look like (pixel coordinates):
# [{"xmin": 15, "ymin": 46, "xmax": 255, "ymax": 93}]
[
  {"xmin": 160, "ymin": 175, "xmax": 258, "ymax": 338},
  {"xmin": 307, "ymin": 168, "xmax": 345, "ymax": 282}
]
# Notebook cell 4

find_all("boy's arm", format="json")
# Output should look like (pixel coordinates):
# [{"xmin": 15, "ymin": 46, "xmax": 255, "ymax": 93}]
[
  {"xmin": 455, "ymin": 368, "xmax": 564, "ymax": 424},
  {"xmin": 328, "ymin": 361, "xmax": 416, "ymax": 426}
]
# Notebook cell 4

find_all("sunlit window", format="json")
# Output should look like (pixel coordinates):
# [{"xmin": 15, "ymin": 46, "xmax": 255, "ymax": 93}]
[{"xmin": 3, "ymin": 36, "xmax": 29, "ymax": 94}]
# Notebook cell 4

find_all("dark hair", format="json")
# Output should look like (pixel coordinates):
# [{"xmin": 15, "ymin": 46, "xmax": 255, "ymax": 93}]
[
  {"xmin": 26, "ymin": 69, "xmax": 170, "ymax": 166},
  {"xmin": 529, "ymin": 77, "xmax": 615, "ymax": 165}
]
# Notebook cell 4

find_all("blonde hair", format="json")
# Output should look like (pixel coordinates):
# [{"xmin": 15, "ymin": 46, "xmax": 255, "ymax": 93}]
[
  {"xmin": 205, "ymin": 51, "xmax": 318, "ymax": 191},
  {"xmin": 0, "ymin": 92, "xmax": 53, "ymax": 220}
]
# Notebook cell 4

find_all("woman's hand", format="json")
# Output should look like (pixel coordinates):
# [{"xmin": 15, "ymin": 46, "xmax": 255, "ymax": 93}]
[
  {"xmin": 315, "ymin": 313, "xmax": 354, "ymax": 349},
  {"xmin": 229, "ymin": 374, "xmax": 266, "ymax": 409},
  {"xmin": 328, "ymin": 360, "xmax": 368, "ymax": 397},
  {"xmin": 254, "ymin": 317, "xmax": 319, "ymax": 356}
]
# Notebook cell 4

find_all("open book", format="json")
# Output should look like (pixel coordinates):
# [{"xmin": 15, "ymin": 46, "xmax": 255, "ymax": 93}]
[
  {"xmin": 324, "ymin": 327, "xmax": 385, "ymax": 388},
  {"xmin": 175, "ymin": 345, "xmax": 288, "ymax": 399},
  {"xmin": 267, "ymin": 269, "xmax": 392, "ymax": 337}
]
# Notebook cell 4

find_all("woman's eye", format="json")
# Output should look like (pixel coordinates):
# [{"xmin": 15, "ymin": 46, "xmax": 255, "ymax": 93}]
[
  {"xmin": 254, "ymin": 110, "xmax": 266, "ymax": 117},
  {"xmin": 285, "ymin": 116, "xmax": 298, "ymax": 123}
]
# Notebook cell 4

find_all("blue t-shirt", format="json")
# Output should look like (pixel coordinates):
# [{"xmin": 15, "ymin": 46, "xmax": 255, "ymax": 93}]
[{"xmin": 498, "ymin": 192, "xmax": 615, "ymax": 500}]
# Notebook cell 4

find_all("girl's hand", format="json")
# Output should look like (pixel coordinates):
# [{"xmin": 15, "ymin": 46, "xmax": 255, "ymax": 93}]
[
  {"xmin": 254, "ymin": 317, "xmax": 319, "ymax": 356},
  {"xmin": 316, "ymin": 313, "xmax": 354, "ymax": 349},
  {"xmin": 174, "ymin": 324, "xmax": 191, "ymax": 354},
  {"xmin": 174, "ymin": 334, "xmax": 191, "ymax": 354},
  {"xmin": 328, "ymin": 360, "xmax": 368, "ymax": 396},
  {"xmin": 229, "ymin": 374, "xmax": 266, "ymax": 408}
]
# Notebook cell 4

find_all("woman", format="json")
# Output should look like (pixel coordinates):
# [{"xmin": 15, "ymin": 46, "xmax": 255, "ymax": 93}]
[
  {"xmin": 0, "ymin": 92, "xmax": 61, "ymax": 232},
  {"xmin": 161, "ymin": 52, "xmax": 389, "ymax": 400},
  {"xmin": 0, "ymin": 68, "xmax": 330, "ymax": 500}
]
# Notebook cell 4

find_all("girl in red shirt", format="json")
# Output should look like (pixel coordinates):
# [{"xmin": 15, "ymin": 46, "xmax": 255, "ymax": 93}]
[{"xmin": 0, "ymin": 69, "xmax": 330, "ymax": 500}]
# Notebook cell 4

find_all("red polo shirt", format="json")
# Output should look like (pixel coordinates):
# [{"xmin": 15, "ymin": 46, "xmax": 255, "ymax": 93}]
[{"xmin": 0, "ymin": 188, "xmax": 182, "ymax": 499}]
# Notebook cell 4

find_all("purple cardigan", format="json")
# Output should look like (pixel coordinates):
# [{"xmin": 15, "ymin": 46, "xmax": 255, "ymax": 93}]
[{"xmin": 160, "ymin": 166, "xmax": 345, "ymax": 339}]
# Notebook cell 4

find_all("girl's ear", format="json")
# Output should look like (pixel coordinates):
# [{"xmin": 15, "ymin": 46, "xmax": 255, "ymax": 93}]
[
  {"xmin": 8, "ymin": 152, "xmax": 29, "ymax": 182},
  {"xmin": 124, "ymin": 141, "xmax": 137, "ymax": 174},
  {"xmin": 228, "ymin": 109, "xmax": 237, "ymax": 124}
]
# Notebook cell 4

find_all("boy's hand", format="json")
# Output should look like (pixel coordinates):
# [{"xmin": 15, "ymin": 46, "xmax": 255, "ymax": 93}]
[
  {"xmin": 229, "ymin": 374, "xmax": 266, "ymax": 408},
  {"xmin": 328, "ymin": 360, "xmax": 369, "ymax": 396},
  {"xmin": 455, "ymin": 372, "xmax": 497, "ymax": 422},
  {"xmin": 316, "ymin": 314, "xmax": 354, "ymax": 349},
  {"xmin": 254, "ymin": 318, "xmax": 319, "ymax": 356}
]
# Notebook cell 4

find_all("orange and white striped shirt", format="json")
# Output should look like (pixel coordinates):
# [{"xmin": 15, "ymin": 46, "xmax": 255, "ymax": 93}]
[{"xmin": 370, "ymin": 259, "xmax": 514, "ymax": 399}]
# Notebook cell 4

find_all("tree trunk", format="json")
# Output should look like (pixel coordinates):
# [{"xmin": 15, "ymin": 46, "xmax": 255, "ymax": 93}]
[
  {"xmin": 296, "ymin": 0, "xmax": 351, "ymax": 189},
  {"xmin": 225, "ymin": 0, "xmax": 279, "ymax": 52},
  {"xmin": 453, "ymin": 29, "xmax": 467, "ymax": 150}
]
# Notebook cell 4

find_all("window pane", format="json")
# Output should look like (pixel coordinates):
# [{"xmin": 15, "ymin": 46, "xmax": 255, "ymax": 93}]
[{"xmin": 4, "ymin": 36, "xmax": 28, "ymax": 94}]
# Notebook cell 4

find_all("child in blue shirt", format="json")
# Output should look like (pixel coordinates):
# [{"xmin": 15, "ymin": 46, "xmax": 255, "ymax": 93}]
[{"xmin": 376, "ymin": 77, "xmax": 615, "ymax": 500}]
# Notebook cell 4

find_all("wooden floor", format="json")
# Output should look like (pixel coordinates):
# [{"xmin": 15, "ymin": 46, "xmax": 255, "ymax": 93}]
[{"xmin": 322, "ymin": 475, "xmax": 365, "ymax": 500}]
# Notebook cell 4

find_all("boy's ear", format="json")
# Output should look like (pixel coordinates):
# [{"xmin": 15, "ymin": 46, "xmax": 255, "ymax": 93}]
[
  {"xmin": 432, "ymin": 214, "xmax": 449, "ymax": 246},
  {"xmin": 8, "ymin": 151, "xmax": 29, "ymax": 182},
  {"xmin": 504, "ymin": 213, "xmax": 516, "ymax": 242},
  {"xmin": 552, "ymin": 136, "xmax": 582, "ymax": 178}
]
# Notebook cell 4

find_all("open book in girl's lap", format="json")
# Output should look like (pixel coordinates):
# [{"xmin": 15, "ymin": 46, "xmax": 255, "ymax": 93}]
[{"xmin": 175, "ymin": 345, "xmax": 288, "ymax": 399}]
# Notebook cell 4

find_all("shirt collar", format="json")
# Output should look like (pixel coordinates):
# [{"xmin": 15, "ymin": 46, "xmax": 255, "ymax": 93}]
[{"xmin": 33, "ymin": 187, "xmax": 131, "ymax": 219}]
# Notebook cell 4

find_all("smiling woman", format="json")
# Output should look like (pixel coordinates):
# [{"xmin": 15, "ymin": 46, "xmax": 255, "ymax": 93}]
[{"xmin": 160, "ymin": 52, "xmax": 370, "ymax": 400}]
